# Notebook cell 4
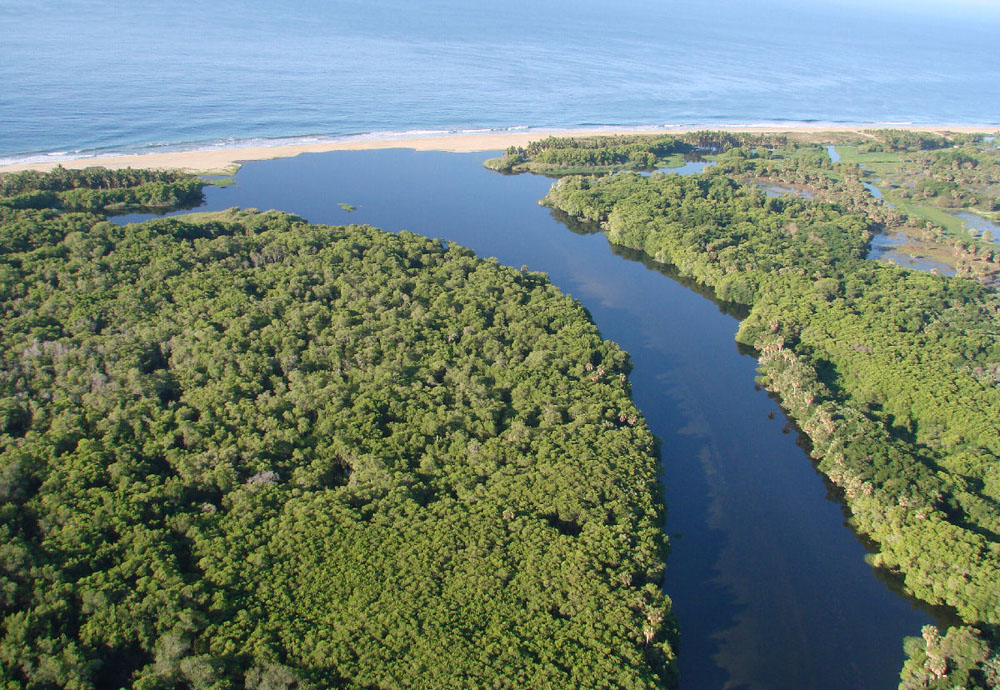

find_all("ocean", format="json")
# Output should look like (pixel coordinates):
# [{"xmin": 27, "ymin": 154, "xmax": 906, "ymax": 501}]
[{"xmin": 2, "ymin": 0, "xmax": 999, "ymax": 165}]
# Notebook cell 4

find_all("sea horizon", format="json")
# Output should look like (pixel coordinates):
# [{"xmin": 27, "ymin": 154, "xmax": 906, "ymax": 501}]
[{"xmin": 4, "ymin": 0, "xmax": 999, "ymax": 168}]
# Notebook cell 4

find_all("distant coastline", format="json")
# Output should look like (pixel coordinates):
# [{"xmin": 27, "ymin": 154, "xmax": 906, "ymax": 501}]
[{"xmin": 2, "ymin": 123, "xmax": 996, "ymax": 175}]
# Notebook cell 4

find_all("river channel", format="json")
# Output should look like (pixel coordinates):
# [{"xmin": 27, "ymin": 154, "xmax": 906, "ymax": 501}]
[{"xmin": 119, "ymin": 149, "xmax": 937, "ymax": 689}]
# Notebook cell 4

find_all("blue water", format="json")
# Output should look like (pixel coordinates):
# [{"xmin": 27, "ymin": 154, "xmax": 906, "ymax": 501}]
[
  {"xmin": 2, "ymin": 0, "xmax": 999, "ymax": 164},
  {"xmin": 4, "ymin": 3, "xmax": 992, "ymax": 685},
  {"xmin": 954, "ymin": 210, "xmax": 1000, "ymax": 242},
  {"xmin": 116, "ymin": 149, "xmax": 947, "ymax": 689},
  {"xmin": 863, "ymin": 180, "xmax": 884, "ymax": 200},
  {"xmin": 640, "ymin": 159, "xmax": 716, "ymax": 177}
]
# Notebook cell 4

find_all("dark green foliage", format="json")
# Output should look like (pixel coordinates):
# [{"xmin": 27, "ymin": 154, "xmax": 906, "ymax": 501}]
[
  {"xmin": 0, "ymin": 166, "xmax": 186, "ymax": 196},
  {"xmin": 519, "ymin": 138, "xmax": 1000, "ymax": 685},
  {"xmin": 484, "ymin": 132, "xmax": 799, "ymax": 175},
  {"xmin": 485, "ymin": 135, "xmax": 692, "ymax": 174},
  {"xmin": 861, "ymin": 129, "xmax": 955, "ymax": 153},
  {"xmin": 0, "ymin": 174, "xmax": 674, "ymax": 688},
  {"xmin": 545, "ymin": 172, "xmax": 872, "ymax": 307},
  {"xmin": 0, "ymin": 166, "xmax": 204, "ymax": 213}
]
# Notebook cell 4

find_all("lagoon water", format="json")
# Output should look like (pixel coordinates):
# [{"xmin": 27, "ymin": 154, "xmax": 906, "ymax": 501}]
[
  {"xmin": 2, "ymin": 0, "xmax": 1000, "ymax": 163},
  {"xmin": 120, "ymin": 150, "xmax": 942, "ymax": 689}
]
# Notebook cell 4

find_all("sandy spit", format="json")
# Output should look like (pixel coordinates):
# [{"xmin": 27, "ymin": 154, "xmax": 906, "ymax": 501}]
[{"xmin": 2, "ymin": 124, "xmax": 996, "ymax": 175}]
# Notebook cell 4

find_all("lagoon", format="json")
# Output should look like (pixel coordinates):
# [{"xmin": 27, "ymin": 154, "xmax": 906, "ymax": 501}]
[{"xmin": 120, "ymin": 148, "xmax": 940, "ymax": 689}]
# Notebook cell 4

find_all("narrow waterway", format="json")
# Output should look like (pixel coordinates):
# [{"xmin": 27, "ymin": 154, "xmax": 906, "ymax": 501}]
[
  {"xmin": 119, "ymin": 149, "xmax": 938, "ymax": 689},
  {"xmin": 953, "ymin": 210, "xmax": 1000, "ymax": 243}
]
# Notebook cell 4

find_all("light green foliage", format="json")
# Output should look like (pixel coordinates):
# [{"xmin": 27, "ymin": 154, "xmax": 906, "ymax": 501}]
[
  {"xmin": 704, "ymin": 132, "xmax": 1000, "ymax": 281},
  {"xmin": 0, "ymin": 171, "xmax": 674, "ymax": 688},
  {"xmin": 859, "ymin": 130, "xmax": 945, "ymax": 152},
  {"xmin": 484, "ymin": 131, "xmax": 797, "ymax": 176},
  {"xmin": 899, "ymin": 626, "xmax": 994, "ymax": 689}
]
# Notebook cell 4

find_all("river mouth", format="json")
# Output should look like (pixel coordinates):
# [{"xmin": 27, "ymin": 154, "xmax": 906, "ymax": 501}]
[{"xmin": 116, "ymin": 148, "xmax": 939, "ymax": 690}]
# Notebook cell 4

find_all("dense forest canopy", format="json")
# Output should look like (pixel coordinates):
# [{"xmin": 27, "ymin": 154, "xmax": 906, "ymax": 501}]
[
  {"xmin": 496, "ymin": 132, "xmax": 1000, "ymax": 689},
  {"xmin": 0, "ymin": 167, "xmax": 204, "ymax": 215},
  {"xmin": 0, "ymin": 169, "xmax": 674, "ymax": 689}
]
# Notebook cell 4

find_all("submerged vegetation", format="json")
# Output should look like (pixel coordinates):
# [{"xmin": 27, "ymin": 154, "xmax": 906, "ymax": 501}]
[
  {"xmin": 0, "ymin": 169, "xmax": 674, "ymax": 688},
  {"xmin": 495, "ymin": 131, "xmax": 1000, "ymax": 688}
]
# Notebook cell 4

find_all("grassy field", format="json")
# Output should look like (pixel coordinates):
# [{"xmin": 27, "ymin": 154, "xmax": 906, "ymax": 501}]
[{"xmin": 887, "ymin": 197, "xmax": 973, "ymax": 237}]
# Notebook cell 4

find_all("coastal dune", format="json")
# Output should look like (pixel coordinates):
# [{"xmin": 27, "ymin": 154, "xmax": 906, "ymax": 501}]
[{"xmin": 2, "ymin": 124, "xmax": 995, "ymax": 175}]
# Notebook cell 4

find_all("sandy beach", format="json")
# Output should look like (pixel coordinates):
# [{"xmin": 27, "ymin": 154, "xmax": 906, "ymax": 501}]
[{"xmin": 1, "ymin": 124, "xmax": 996, "ymax": 175}]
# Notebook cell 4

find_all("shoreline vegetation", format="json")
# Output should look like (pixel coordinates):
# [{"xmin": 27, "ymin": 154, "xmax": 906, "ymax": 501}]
[
  {"xmin": 1, "ymin": 124, "xmax": 997, "ymax": 176},
  {"xmin": 489, "ymin": 131, "xmax": 1000, "ymax": 688},
  {"xmin": 0, "ymin": 169, "xmax": 675, "ymax": 688}
]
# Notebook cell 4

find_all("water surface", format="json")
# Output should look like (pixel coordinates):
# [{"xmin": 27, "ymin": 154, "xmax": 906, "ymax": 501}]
[
  {"xmin": 862, "ymin": 180, "xmax": 884, "ymax": 200},
  {"xmin": 867, "ymin": 231, "xmax": 955, "ymax": 275},
  {"xmin": 953, "ymin": 210, "xmax": 1000, "ymax": 242},
  {"xmin": 3, "ymin": 0, "xmax": 999, "ymax": 163},
  {"xmin": 121, "ymin": 149, "xmax": 938, "ymax": 689},
  {"xmin": 659, "ymin": 160, "xmax": 716, "ymax": 176},
  {"xmin": 757, "ymin": 182, "xmax": 812, "ymax": 198}
]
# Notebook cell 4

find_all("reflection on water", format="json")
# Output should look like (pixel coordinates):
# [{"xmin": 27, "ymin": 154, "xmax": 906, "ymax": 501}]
[
  {"xmin": 953, "ymin": 210, "xmax": 1000, "ymax": 242},
  {"xmin": 867, "ymin": 232, "xmax": 955, "ymax": 275},
  {"xmin": 114, "ymin": 148, "xmax": 938, "ymax": 690},
  {"xmin": 757, "ymin": 182, "xmax": 813, "ymax": 198},
  {"xmin": 640, "ymin": 158, "xmax": 717, "ymax": 177},
  {"xmin": 826, "ymin": 145, "xmax": 840, "ymax": 162}
]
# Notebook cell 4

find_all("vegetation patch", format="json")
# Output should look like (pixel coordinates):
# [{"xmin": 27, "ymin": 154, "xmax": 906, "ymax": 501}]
[
  {"xmin": 496, "ymin": 131, "xmax": 1000, "ymax": 688},
  {"xmin": 0, "ymin": 170, "xmax": 674, "ymax": 688}
]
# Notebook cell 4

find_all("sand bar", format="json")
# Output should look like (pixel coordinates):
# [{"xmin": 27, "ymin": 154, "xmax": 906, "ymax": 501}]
[{"xmin": 2, "ymin": 124, "xmax": 997, "ymax": 175}]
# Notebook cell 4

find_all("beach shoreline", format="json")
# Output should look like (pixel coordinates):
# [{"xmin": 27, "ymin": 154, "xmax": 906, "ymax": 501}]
[{"xmin": 1, "ymin": 123, "xmax": 996, "ymax": 175}]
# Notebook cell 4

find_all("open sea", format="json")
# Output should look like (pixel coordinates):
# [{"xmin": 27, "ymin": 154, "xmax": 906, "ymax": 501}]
[{"xmin": 2, "ymin": 0, "xmax": 999, "ymax": 165}]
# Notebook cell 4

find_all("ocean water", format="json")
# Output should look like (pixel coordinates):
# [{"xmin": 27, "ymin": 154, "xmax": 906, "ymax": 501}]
[{"xmin": 2, "ymin": 0, "xmax": 999, "ymax": 164}]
